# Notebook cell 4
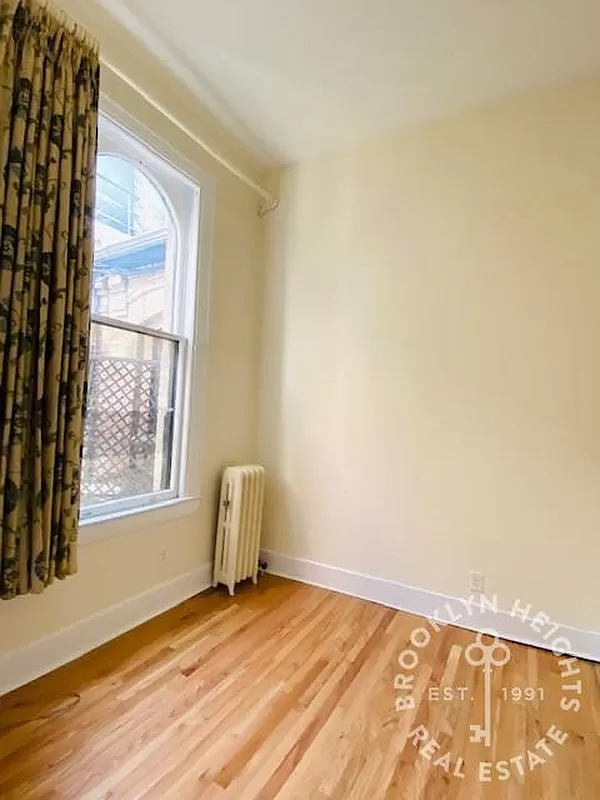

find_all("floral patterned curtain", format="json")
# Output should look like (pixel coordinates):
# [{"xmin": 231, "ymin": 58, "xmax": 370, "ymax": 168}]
[{"xmin": 0, "ymin": 0, "xmax": 99, "ymax": 598}]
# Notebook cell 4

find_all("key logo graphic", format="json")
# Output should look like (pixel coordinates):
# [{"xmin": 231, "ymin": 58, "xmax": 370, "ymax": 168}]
[
  {"xmin": 465, "ymin": 632, "xmax": 511, "ymax": 747},
  {"xmin": 393, "ymin": 595, "xmax": 585, "ymax": 784}
]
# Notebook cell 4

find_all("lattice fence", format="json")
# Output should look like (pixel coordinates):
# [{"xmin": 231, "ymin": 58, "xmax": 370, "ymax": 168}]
[{"xmin": 81, "ymin": 356, "xmax": 160, "ymax": 506}]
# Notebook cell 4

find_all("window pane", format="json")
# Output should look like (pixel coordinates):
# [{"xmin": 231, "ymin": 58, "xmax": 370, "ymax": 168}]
[
  {"xmin": 81, "ymin": 322, "xmax": 178, "ymax": 509},
  {"xmin": 93, "ymin": 155, "xmax": 176, "ymax": 331}
]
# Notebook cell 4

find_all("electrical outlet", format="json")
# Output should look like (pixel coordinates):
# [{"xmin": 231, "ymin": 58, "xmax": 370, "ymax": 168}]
[{"xmin": 469, "ymin": 571, "xmax": 485, "ymax": 594}]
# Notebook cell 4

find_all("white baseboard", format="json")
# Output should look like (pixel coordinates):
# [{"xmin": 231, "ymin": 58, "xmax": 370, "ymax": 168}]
[
  {"xmin": 260, "ymin": 549, "xmax": 600, "ymax": 663},
  {"xmin": 0, "ymin": 563, "xmax": 212, "ymax": 698},
  {"xmin": 3, "ymin": 552, "xmax": 596, "ymax": 699}
]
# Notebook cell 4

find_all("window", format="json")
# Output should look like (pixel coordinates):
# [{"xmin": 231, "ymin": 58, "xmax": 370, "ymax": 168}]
[{"xmin": 81, "ymin": 115, "xmax": 200, "ymax": 518}]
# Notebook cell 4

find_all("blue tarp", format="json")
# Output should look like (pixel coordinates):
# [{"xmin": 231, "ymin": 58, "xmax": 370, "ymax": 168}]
[{"xmin": 95, "ymin": 238, "xmax": 167, "ymax": 275}]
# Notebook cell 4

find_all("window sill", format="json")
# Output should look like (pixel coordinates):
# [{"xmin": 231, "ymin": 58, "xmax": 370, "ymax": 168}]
[{"xmin": 79, "ymin": 496, "xmax": 201, "ymax": 545}]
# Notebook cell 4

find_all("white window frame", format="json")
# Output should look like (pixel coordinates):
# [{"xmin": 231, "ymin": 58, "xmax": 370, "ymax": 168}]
[
  {"xmin": 80, "ymin": 101, "xmax": 214, "ymax": 531},
  {"xmin": 83, "ymin": 316, "xmax": 184, "ymax": 517}
]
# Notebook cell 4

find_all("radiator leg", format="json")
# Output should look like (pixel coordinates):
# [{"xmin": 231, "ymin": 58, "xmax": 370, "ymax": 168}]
[
  {"xmin": 227, "ymin": 582, "xmax": 235, "ymax": 597},
  {"xmin": 251, "ymin": 571, "xmax": 258, "ymax": 585}
]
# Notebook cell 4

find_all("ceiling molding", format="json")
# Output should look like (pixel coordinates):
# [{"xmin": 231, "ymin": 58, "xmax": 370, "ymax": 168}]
[
  {"xmin": 92, "ymin": 0, "xmax": 600, "ymax": 165},
  {"xmin": 95, "ymin": 0, "xmax": 280, "ymax": 166}
]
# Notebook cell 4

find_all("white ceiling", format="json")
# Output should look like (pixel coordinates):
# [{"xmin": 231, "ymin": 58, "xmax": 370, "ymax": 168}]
[{"xmin": 100, "ymin": 0, "xmax": 600, "ymax": 165}]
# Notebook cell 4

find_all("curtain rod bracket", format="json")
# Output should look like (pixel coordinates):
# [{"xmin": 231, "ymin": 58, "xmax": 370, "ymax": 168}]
[
  {"xmin": 258, "ymin": 199, "xmax": 280, "ymax": 218},
  {"xmin": 102, "ymin": 59, "xmax": 279, "ymax": 213}
]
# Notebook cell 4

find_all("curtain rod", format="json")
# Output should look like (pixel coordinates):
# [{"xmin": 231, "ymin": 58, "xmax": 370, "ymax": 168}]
[{"xmin": 101, "ymin": 58, "xmax": 279, "ymax": 217}]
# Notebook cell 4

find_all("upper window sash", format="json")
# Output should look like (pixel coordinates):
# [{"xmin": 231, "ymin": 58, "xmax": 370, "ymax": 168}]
[{"xmin": 91, "ymin": 314, "xmax": 183, "ymax": 345}]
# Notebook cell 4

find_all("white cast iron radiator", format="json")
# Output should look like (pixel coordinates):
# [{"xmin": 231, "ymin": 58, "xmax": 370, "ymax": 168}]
[{"xmin": 212, "ymin": 465, "xmax": 265, "ymax": 596}]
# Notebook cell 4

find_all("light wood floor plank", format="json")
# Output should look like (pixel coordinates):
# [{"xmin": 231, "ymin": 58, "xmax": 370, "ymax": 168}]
[{"xmin": 0, "ymin": 576, "xmax": 597, "ymax": 799}]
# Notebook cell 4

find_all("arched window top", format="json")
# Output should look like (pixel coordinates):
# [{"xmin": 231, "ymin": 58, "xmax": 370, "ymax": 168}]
[
  {"xmin": 93, "ymin": 153, "xmax": 178, "ymax": 331},
  {"xmin": 95, "ymin": 154, "xmax": 174, "ymax": 244}
]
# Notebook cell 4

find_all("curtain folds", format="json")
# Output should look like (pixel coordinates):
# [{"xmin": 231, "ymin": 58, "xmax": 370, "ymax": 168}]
[{"xmin": 0, "ymin": 0, "xmax": 99, "ymax": 598}]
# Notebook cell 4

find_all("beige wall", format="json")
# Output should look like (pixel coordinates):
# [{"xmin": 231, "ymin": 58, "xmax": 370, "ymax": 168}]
[
  {"xmin": 260, "ymin": 78, "xmax": 600, "ymax": 632},
  {"xmin": 0, "ymin": 1, "xmax": 265, "ymax": 653}
]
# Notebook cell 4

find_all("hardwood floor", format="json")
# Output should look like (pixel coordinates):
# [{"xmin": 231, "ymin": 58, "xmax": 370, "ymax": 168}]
[{"xmin": 0, "ymin": 576, "xmax": 598, "ymax": 799}]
